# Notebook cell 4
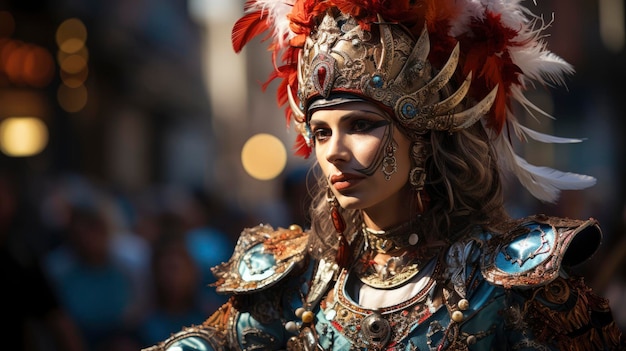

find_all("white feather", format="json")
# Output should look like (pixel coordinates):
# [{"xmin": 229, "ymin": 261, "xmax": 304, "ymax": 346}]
[
  {"xmin": 492, "ymin": 133, "xmax": 596, "ymax": 203},
  {"xmin": 480, "ymin": 0, "xmax": 529, "ymax": 30},
  {"xmin": 515, "ymin": 124, "xmax": 584, "ymax": 144},
  {"xmin": 449, "ymin": 1, "xmax": 483, "ymax": 37},
  {"xmin": 245, "ymin": 0, "xmax": 295, "ymax": 49},
  {"xmin": 504, "ymin": 112, "xmax": 583, "ymax": 143},
  {"xmin": 510, "ymin": 45, "xmax": 574, "ymax": 87},
  {"xmin": 508, "ymin": 86, "xmax": 555, "ymax": 121}
]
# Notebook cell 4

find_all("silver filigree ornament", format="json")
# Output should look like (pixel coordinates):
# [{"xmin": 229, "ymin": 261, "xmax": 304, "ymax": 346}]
[{"xmin": 361, "ymin": 312, "xmax": 392, "ymax": 349}]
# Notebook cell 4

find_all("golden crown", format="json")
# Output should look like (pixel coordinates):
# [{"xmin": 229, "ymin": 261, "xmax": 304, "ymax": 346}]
[{"xmin": 287, "ymin": 12, "xmax": 497, "ymax": 138}]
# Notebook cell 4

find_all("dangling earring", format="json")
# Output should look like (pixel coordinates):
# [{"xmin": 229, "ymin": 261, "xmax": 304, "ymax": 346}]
[
  {"xmin": 326, "ymin": 187, "xmax": 351, "ymax": 268},
  {"xmin": 409, "ymin": 166, "xmax": 427, "ymax": 212},
  {"xmin": 410, "ymin": 140, "xmax": 430, "ymax": 213},
  {"xmin": 382, "ymin": 140, "xmax": 397, "ymax": 181}
]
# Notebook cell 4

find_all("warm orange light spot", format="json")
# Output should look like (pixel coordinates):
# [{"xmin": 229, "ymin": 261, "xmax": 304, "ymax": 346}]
[
  {"xmin": 56, "ymin": 18, "xmax": 87, "ymax": 53},
  {"xmin": 60, "ymin": 54, "xmax": 87, "ymax": 74},
  {"xmin": 0, "ymin": 117, "xmax": 48, "ymax": 157},
  {"xmin": 241, "ymin": 133, "xmax": 287, "ymax": 180},
  {"xmin": 60, "ymin": 65, "xmax": 88, "ymax": 88},
  {"xmin": 23, "ymin": 46, "xmax": 55, "ymax": 87},
  {"xmin": 57, "ymin": 84, "xmax": 88, "ymax": 113}
]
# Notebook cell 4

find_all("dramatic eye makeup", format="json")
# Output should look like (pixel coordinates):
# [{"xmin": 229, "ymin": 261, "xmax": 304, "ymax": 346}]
[{"xmin": 309, "ymin": 110, "xmax": 390, "ymax": 143}]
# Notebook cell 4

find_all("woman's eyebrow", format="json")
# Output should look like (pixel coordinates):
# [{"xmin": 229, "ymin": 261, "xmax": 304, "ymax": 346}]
[
  {"xmin": 309, "ymin": 109, "xmax": 389, "ymax": 126},
  {"xmin": 308, "ymin": 119, "xmax": 327, "ymax": 127},
  {"xmin": 341, "ymin": 110, "xmax": 388, "ymax": 120}
]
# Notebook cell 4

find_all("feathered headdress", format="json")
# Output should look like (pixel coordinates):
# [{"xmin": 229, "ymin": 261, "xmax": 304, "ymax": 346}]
[{"xmin": 231, "ymin": 0, "xmax": 596, "ymax": 203}]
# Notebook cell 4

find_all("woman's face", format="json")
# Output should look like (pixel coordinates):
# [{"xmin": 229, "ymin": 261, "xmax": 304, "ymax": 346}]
[{"xmin": 310, "ymin": 102, "xmax": 412, "ymax": 226}]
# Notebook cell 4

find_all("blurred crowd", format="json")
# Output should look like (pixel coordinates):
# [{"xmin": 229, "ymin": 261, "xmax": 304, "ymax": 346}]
[{"xmin": 0, "ymin": 169, "xmax": 279, "ymax": 351}]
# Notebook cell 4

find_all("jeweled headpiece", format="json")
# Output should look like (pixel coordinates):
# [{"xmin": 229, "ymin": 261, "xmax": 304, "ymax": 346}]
[
  {"xmin": 291, "ymin": 12, "xmax": 497, "ymax": 139},
  {"xmin": 232, "ymin": 0, "xmax": 596, "ymax": 202}
]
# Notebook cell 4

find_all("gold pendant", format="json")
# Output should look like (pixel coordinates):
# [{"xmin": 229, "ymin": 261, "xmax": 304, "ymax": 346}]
[{"xmin": 356, "ymin": 261, "xmax": 422, "ymax": 289}]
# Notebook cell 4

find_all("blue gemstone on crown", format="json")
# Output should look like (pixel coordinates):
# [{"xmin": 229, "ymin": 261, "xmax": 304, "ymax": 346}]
[
  {"xmin": 372, "ymin": 75, "xmax": 383, "ymax": 88},
  {"xmin": 402, "ymin": 103, "xmax": 418, "ymax": 118}
]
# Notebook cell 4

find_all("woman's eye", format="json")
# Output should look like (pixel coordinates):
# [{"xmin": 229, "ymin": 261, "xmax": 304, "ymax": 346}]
[
  {"xmin": 352, "ymin": 119, "xmax": 374, "ymax": 132},
  {"xmin": 352, "ymin": 119, "xmax": 387, "ymax": 133},
  {"xmin": 313, "ymin": 128, "xmax": 331, "ymax": 142}
]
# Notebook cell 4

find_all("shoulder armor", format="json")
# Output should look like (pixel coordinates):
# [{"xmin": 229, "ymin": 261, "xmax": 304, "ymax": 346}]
[
  {"xmin": 481, "ymin": 215, "xmax": 601, "ymax": 289},
  {"xmin": 141, "ymin": 325, "xmax": 226, "ymax": 351},
  {"xmin": 211, "ymin": 224, "xmax": 309, "ymax": 294}
]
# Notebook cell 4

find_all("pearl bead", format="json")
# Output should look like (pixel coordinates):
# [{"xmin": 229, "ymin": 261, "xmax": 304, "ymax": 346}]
[
  {"xmin": 285, "ymin": 321, "xmax": 299, "ymax": 333},
  {"xmin": 295, "ymin": 307, "xmax": 305, "ymax": 318},
  {"xmin": 325, "ymin": 309, "xmax": 337, "ymax": 321},
  {"xmin": 451, "ymin": 310, "xmax": 464, "ymax": 323}
]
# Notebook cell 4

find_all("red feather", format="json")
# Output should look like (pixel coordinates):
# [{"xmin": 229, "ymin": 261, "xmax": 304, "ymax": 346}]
[
  {"xmin": 459, "ymin": 10, "xmax": 523, "ymax": 133},
  {"xmin": 232, "ymin": 10, "xmax": 269, "ymax": 53},
  {"xmin": 293, "ymin": 134, "xmax": 312, "ymax": 158},
  {"xmin": 288, "ymin": 0, "xmax": 323, "ymax": 37}
]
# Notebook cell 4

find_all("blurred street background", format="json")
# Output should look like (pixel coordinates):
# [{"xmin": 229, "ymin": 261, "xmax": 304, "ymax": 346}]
[{"xmin": 0, "ymin": 0, "xmax": 624, "ymax": 350}]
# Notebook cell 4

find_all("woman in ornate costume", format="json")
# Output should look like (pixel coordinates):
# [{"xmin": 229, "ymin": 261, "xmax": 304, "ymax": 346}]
[{"xmin": 144, "ymin": 0, "xmax": 624, "ymax": 350}]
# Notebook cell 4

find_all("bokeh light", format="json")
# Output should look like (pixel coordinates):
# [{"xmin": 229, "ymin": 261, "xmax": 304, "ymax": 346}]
[
  {"xmin": 0, "ymin": 40, "xmax": 54, "ymax": 87},
  {"xmin": 60, "ymin": 54, "xmax": 87, "ymax": 74},
  {"xmin": 56, "ymin": 18, "xmax": 87, "ymax": 54},
  {"xmin": 0, "ymin": 116, "xmax": 48, "ymax": 157},
  {"xmin": 241, "ymin": 133, "xmax": 287, "ymax": 180},
  {"xmin": 60, "ymin": 65, "xmax": 88, "ymax": 88},
  {"xmin": 55, "ymin": 18, "xmax": 89, "ymax": 113},
  {"xmin": 57, "ymin": 84, "xmax": 88, "ymax": 113}
]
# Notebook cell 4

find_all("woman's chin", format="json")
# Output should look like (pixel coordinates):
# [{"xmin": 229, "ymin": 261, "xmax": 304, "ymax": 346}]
[{"xmin": 336, "ymin": 197, "xmax": 366, "ymax": 210}]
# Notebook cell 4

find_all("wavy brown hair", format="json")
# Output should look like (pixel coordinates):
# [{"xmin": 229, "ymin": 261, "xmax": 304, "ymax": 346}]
[{"xmin": 306, "ymin": 122, "xmax": 510, "ymax": 261}]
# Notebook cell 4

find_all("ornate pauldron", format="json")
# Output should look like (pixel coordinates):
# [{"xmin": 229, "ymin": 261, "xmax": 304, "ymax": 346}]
[
  {"xmin": 481, "ymin": 215, "xmax": 601, "ymax": 288},
  {"xmin": 142, "ymin": 225, "xmax": 310, "ymax": 351},
  {"xmin": 211, "ymin": 224, "xmax": 309, "ymax": 294},
  {"xmin": 141, "ymin": 325, "xmax": 227, "ymax": 351}
]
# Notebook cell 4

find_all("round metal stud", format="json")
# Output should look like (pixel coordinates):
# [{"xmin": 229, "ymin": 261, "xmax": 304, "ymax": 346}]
[
  {"xmin": 451, "ymin": 310, "xmax": 464, "ymax": 323},
  {"xmin": 289, "ymin": 224, "xmax": 302, "ymax": 232},
  {"xmin": 361, "ymin": 313, "xmax": 391, "ymax": 348},
  {"xmin": 457, "ymin": 299, "xmax": 470, "ymax": 311},
  {"xmin": 301, "ymin": 310, "xmax": 315, "ymax": 324},
  {"xmin": 466, "ymin": 335, "xmax": 477, "ymax": 345}
]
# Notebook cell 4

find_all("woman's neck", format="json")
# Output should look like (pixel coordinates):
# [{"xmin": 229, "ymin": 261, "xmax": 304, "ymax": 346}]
[
  {"xmin": 362, "ymin": 209, "xmax": 411, "ymax": 230},
  {"xmin": 361, "ymin": 185, "xmax": 414, "ymax": 230}
]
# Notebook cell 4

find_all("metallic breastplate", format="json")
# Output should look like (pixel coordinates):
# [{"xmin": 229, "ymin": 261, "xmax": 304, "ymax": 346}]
[{"xmin": 321, "ymin": 259, "xmax": 442, "ymax": 350}]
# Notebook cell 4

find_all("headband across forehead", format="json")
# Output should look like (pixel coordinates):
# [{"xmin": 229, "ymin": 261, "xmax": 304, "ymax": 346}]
[
  {"xmin": 232, "ymin": 0, "xmax": 596, "ymax": 203},
  {"xmin": 307, "ymin": 94, "xmax": 367, "ymax": 114}
]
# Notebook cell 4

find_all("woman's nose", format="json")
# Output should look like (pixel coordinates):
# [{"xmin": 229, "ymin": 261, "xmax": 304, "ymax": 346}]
[{"xmin": 325, "ymin": 132, "xmax": 349, "ymax": 164}]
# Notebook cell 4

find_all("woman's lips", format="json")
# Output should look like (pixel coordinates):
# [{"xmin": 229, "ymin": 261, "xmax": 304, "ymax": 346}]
[{"xmin": 330, "ymin": 173, "xmax": 364, "ymax": 191}]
